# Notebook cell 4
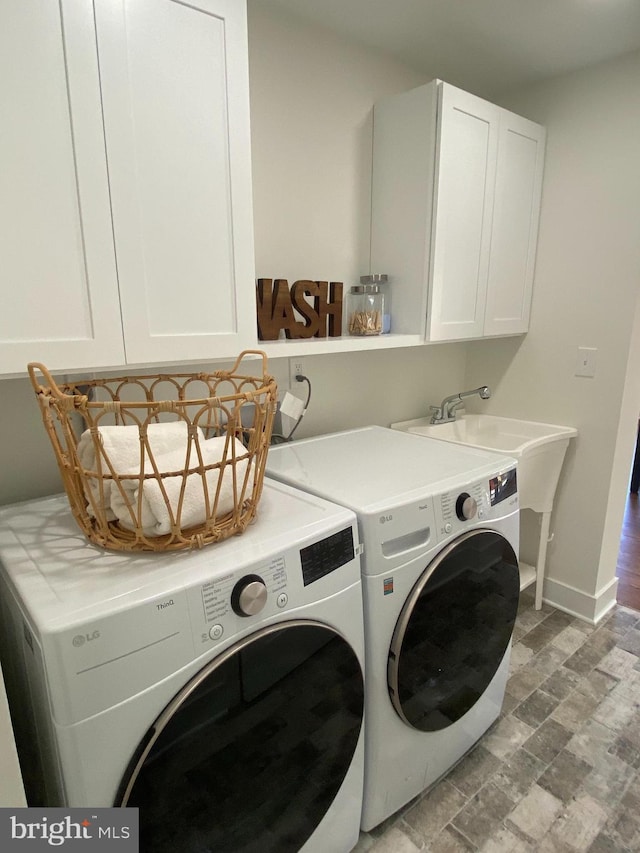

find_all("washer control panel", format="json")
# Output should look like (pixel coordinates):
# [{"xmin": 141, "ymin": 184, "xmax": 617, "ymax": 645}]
[
  {"xmin": 195, "ymin": 555, "xmax": 289, "ymax": 645},
  {"xmin": 185, "ymin": 521, "xmax": 359, "ymax": 649},
  {"xmin": 434, "ymin": 467, "xmax": 518, "ymax": 540}
]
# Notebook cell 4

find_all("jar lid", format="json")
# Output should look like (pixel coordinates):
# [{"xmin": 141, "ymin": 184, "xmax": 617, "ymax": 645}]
[
  {"xmin": 360, "ymin": 274, "xmax": 388, "ymax": 285},
  {"xmin": 351, "ymin": 284, "xmax": 381, "ymax": 294}
]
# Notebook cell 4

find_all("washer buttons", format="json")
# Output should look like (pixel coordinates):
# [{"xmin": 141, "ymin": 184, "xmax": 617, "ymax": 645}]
[
  {"xmin": 277, "ymin": 593, "xmax": 288, "ymax": 608},
  {"xmin": 209, "ymin": 624, "xmax": 224, "ymax": 641}
]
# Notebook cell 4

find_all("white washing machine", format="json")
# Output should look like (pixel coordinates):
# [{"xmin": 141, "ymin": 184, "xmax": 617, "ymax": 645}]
[
  {"xmin": 0, "ymin": 480, "xmax": 365, "ymax": 853},
  {"xmin": 266, "ymin": 426, "xmax": 520, "ymax": 831}
]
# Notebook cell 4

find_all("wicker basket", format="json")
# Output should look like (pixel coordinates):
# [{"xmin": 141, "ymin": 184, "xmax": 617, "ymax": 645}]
[{"xmin": 28, "ymin": 351, "xmax": 278, "ymax": 552}]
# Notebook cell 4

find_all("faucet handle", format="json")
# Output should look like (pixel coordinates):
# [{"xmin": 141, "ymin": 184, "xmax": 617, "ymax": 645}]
[{"xmin": 429, "ymin": 405, "xmax": 444, "ymax": 424}]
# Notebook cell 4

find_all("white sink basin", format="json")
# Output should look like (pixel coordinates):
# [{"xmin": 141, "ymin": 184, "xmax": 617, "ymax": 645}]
[
  {"xmin": 391, "ymin": 414, "xmax": 577, "ymax": 513},
  {"xmin": 395, "ymin": 414, "xmax": 576, "ymax": 456}
]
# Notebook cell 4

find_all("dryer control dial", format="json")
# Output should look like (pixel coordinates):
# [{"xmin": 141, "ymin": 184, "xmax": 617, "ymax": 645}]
[
  {"xmin": 231, "ymin": 575, "xmax": 268, "ymax": 617},
  {"xmin": 455, "ymin": 493, "xmax": 477, "ymax": 521}
]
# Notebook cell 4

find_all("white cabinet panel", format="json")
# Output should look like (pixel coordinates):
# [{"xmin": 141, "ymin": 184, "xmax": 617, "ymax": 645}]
[
  {"xmin": 95, "ymin": 0, "xmax": 256, "ymax": 365},
  {"xmin": 428, "ymin": 86, "xmax": 500, "ymax": 341},
  {"xmin": 0, "ymin": 0, "xmax": 124, "ymax": 375},
  {"xmin": 484, "ymin": 113, "xmax": 545, "ymax": 336},
  {"xmin": 370, "ymin": 84, "xmax": 436, "ymax": 337}
]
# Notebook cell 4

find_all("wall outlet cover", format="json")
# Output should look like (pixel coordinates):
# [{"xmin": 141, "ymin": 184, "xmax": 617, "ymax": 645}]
[
  {"xmin": 289, "ymin": 357, "xmax": 306, "ymax": 387},
  {"xmin": 575, "ymin": 346, "xmax": 597, "ymax": 378}
]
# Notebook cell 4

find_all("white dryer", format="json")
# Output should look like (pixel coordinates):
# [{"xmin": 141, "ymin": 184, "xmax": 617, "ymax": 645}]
[
  {"xmin": 0, "ymin": 481, "xmax": 365, "ymax": 853},
  {"xmin": 266, "ymin": 426, "xmax": 520, "ymax": 831}
]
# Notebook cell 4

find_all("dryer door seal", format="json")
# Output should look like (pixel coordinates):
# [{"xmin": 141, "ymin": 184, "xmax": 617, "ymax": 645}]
[
  {"xmin": 387, "ymin": 529, "xmax": 519, "ymax": 732},
  {"xmin": 116, "ymin": 620, "xmax": 364, "ymax": 852}
]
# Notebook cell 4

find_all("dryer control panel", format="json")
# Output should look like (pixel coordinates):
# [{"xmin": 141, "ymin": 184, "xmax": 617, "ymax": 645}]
[{"xmin": 434, "ymin": 467, "xmax": 518, "ymax": 540}]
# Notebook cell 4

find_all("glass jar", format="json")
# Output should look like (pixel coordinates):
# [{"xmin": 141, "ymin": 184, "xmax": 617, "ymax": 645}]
[
  {"xmin": 359, "ymin": 274, "xmax": 391, "ymax": 333},
  {"xmin": 347, "ymin": 284, "xmax": 384, "ymax": 335}
]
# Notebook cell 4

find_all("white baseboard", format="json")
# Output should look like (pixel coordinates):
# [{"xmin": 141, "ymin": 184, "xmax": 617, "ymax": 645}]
[{"xmin": 542, "ymin": 575, "xmax": 618, "ymax": 624}]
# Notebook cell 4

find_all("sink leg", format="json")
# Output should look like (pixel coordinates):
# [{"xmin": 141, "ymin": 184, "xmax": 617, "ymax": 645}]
[{"xmin": 535, "ymin": 511, "xmax": 552, "ymax": 610}]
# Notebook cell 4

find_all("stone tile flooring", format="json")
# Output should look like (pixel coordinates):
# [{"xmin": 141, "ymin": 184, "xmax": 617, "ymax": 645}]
[{"xmin": 354, "ymin": 590, "xmax": 640, "ymax": 852}]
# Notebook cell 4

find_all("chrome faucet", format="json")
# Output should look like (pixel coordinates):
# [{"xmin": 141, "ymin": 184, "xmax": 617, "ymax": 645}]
[{"xmin": 429, "ymin": 386, "xmax": 491, "ymax": 424}]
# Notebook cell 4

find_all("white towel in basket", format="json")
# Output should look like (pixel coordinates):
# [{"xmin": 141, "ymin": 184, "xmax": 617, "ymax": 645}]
[
  {"xmin": 109, "ymin": 436, "xmax": 250, "ymax": 536},
  {"xmin": 77, "ymin": 422, "xmax": 200, "ymax": 518}
]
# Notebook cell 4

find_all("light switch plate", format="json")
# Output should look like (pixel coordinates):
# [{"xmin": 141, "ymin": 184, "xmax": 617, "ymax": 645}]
[{"xmin": 575, "ymin": 346, "xmax": 597, "ymax": 378}]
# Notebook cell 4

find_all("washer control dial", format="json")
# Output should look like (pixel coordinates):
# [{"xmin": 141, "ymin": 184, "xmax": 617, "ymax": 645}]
[
  {"xmin": 231, "ymin": 575, "xmax": 268, "ymax": 617},
  {"xmin": 455, "ymin": 492, "xmax": 477, "ymax": 521}
]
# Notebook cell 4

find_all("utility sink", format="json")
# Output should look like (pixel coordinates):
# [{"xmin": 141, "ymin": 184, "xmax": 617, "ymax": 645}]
[{"xmin": 391, "ymin": 414, "xmax": 577, "ymax": 514}]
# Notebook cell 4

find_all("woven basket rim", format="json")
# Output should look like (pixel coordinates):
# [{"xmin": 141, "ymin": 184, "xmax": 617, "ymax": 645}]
[
  {"xmin": 27, "ymin": 350, "xmax": 278, "ymax": 552},
  {"xmin": 27, "ymin": 350, "xmax": 276, "ymax": 408}
]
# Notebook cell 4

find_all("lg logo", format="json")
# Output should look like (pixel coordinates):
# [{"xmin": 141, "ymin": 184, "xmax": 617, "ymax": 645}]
[
  {"xmin": 379, "ymin": 514, "xmax": 393, "ymax": 524},
  {"xmin": 72, "ymin": 630, "xmax": 100, "ymax": 647}
]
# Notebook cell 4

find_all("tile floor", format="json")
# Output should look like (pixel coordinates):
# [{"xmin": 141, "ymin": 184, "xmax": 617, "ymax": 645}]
[{"xmin": 354, "ymin": 590, "xmax": 640, "ymax": 852}]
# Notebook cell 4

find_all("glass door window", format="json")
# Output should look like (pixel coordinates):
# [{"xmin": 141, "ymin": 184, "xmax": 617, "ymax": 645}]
[
  {"xmin": 118, "ymin": 621, "xmax": 364, "ymax": 853},
  {"xmin": 388, "ymin": 530, "xmax": 519, "ymax": 731}
]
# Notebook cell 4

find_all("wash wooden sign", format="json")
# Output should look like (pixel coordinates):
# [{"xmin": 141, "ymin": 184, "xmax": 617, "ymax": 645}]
[{"xmin": 256, "ymin": 278, "xmax": 343, "ymax": 340}]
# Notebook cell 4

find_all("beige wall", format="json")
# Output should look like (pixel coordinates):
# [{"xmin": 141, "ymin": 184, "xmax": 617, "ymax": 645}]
[
  {"xmin": 465, "ymin": 50, "xmax": 640, "ymax": 618},
  {"xmin": 0, "ymin": 663, "xmax": 26, "ymax": 806}
]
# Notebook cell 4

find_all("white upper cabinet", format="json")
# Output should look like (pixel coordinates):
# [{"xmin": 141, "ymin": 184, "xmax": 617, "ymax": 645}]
[
  {"xmin": 483, "ymin": 111, "xmax": 545, "ymax": 337},
  {"xmin": 371, "ymin": 80, "xmax": 545, "ymax": 343},
  {"xmin": 95, "ymin": 0, "xmax": 256, "ymax": 366},
  {"xmin": 428, "ymin": 85, "xmax": 501, "ymax": 341},
  {"xmin": 1, "ymin": 0, "xmax": 255, "ymax": 376},
  {"xmin": 0, "ymin": 0, "xmax": 125, "ymax": 375}
]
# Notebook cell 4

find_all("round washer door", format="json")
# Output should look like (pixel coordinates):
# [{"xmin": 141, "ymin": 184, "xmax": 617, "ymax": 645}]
[
  {"xmin": 388, "ymin": 529, "xmax": 519, "ymax": 732},
  {"xmin": 117, "ymin": 620, "xmax": 364, "ymax": 853}
]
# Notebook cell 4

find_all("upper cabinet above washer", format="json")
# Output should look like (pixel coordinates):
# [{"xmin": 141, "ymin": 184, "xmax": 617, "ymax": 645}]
[
  {"xmin": 95, "ymin": 0, "xmax": 256, "ymax": 367},
  {"xmin": 370, "ymin": 80, "xmax": 546, "ymax": 343},
  {"xmin": 0, "ymin": 0, "xmax": 125, "ymax": 375},
  {"xmin": 0, "ymin": 0, "xmax": 255, "ymax": 376}
]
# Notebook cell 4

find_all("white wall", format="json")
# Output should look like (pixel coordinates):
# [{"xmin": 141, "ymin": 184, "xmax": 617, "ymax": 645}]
[
  {"xmin": 248, "ymin": 1, "xmax": 422, "ymax": 286},
  {"xmin": 247, "ymin": 1, "xmax": 468, "ymax": 441},
  {"xmin": 465, "ymin": 50, "xmax": 640, "ymax": 619}
]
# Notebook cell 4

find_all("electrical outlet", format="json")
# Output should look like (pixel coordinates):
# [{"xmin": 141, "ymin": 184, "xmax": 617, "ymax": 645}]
[{"xmin": 289, "ymin": 357, "xmax": 305, "ymax": 388}]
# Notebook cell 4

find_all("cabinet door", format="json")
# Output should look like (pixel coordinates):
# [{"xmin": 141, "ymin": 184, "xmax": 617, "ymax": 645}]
[
  {"xmin": 370, "ymin": 82, "xmax": 438, "ymax": 338},
  {"xmin": 427, "ymin": 85, "xmax": 501, "ymax": 342},
  {"xmin": 95, "ymin": 0, "xmax": 256, "ymax": 365},
  {"xmin": 0, "ymin": 0, "xmax": 125, "ymax": 376},
  {"xmin": 484, "ymin": 112, "xmax": 545, "ymax": 336}
]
